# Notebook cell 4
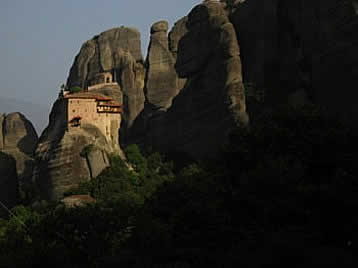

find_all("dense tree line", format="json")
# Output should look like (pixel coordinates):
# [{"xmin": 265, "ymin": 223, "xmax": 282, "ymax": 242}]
[{"xmin": 0, "ymin": 105, "xmax": 357, "ymax": 267}]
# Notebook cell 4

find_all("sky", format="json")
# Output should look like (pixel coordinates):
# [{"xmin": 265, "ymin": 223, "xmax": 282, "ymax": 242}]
[{"xmin": 0, "ymin": 0, "xmax": 199, "ymax": 133}]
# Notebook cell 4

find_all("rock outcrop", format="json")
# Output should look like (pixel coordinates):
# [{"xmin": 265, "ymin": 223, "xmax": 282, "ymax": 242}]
[
  {"xmin": 35, "ymin": 0, "xmax": 358, "ymax": 200},
  {"xmin": 34, "ymin": 2, "xmax": 250, "ymax": 200},
  {"xmin": 0, "ymin": 112, "xmax": 38, "ymax": 207},
  {"xmin": 0, "ymin": 112, "xmax": 38, "ymax": 182},
  {"xmin": 226, "ymin": 0, "xmax": 358, "ymax": 120},
  {"xmin": 67, "ymin": 27, "xmax": 145, "ymax": 129},
  {"xmin": 128, "ymin": 1, "xmax": 248, "ymax": 158},
  {"xmin": 33, "ymin": 96, "xmax": 123, "ymax": 201},
  {"xmin": 34, "ymin": 26, "xmax": 148, "ymax": 201},
  {"xmin": 144, "ymin": 21, "xmax": 180, "ymax": 111}
]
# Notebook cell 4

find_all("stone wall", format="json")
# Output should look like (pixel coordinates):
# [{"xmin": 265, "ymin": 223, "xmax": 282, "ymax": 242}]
[{"xmin": 67, "ymin": 98, "xmax": 121, "ymax": 146}]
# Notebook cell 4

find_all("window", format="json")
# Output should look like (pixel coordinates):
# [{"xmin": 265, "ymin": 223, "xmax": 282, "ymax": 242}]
[{"xmin": 106, "ymin": 77, "xmax": 111, "ymax": 83}]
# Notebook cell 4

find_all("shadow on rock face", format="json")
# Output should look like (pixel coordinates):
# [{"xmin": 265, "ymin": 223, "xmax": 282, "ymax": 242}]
[
  {"xmin": 16, "ymin": 123, "xmax": 38, "ymax": 157},
  {"xmin": 175, "ymin": 3, "xmax": 229, "ymax": 77},
  {"xmin": 0, "ymin": 151, "xmax": 19, "ymax": 208}
]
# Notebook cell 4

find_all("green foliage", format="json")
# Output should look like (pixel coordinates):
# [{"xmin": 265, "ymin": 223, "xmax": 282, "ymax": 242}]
[
  {"xmin": 1, "ymin": 106, "xmax": 357, "ymax": 266},
  {"xmin": 79, "ymin": 144, "xmax": 96, "ymax": 158},
  {"xmin": 69, "ymin": 86, "xmax": 82, "ymax": 93},
  {"xmin": 67, "ymin": 144, "xmax": 174, "ymax": 212},
  {"xmin": 127, "ymin": 105, "xmax": 358, "ymax": 265}
]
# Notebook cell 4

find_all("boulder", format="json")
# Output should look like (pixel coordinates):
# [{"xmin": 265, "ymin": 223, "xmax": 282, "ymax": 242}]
[
  {"xmin": 86, "ymin": 147, "xmax": 110, "ymax": 179},
  {"xmin": 61, "ymin": 195, "xmax": 95, "ymax": 208}
]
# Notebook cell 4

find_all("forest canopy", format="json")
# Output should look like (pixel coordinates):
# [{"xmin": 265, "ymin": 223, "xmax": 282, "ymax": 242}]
[{"xmin": 0, "ymin": 105, "xmax": 357, "ymax": 267}]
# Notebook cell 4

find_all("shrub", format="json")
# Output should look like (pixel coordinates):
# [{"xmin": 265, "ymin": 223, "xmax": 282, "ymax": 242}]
[
  {"xmin": 80, "ymin": 144, "xmax": 96, "ymax": 158},
  {"xmin": 69, "ymin": 86, "xmax": 82, "ymax": 93}
]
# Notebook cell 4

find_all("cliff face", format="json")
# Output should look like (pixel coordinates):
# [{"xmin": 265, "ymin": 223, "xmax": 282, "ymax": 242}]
[
  {"xmin": 35, "ymin": 0, "xmax": 358, "ymax": 200},
  {"xmin": 128, "ymin": 1, "xmax": 248, "ymax": 158},
  {"xmin": 33, "ymin": 96, "xmax": 123, "ymax": 201},
  {"xmin": 227, "ymin": 0, "xmax": 358, "ymax": 119},
  {"xmin": 34, "ymin": 2, "xmax": 248, "ymax": 200},
  {"xmin": 33, "ymin": 27, "xmax": 146, "ymax": 200},
  {"xmin": 144, "ymin": 21, "xmax": 180, "ymax": 112},
  {"xmin": 0, "ymin": 113, "xmax": 38, "ymax": 182},
  {"xmin": 67, "ymin": 27, "xmax": 145, "ymax": 129},
  {"xmin": 0, "ymin": 112, "xmax": 38, "ymax": 207}
]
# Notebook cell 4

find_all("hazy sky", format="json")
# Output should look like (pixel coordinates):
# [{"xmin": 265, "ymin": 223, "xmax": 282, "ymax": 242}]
[{"xmin": 0, "ymin": 0, "xmax": 199, "ymax": 131}]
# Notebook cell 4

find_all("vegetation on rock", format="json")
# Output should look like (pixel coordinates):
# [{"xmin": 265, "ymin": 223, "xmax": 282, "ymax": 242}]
[
  {"xmin": 69, "ymin": 86, "xmax": 83, "ymax": 93},
  {"xmin": 0, "ymin": 106, "xmax": 357, "ymax": 267}
]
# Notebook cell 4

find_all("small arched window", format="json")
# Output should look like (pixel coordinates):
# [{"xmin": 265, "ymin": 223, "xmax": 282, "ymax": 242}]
[{"xmin": 106, "ymin": 77, "xmax": 111, "ymax": 83}]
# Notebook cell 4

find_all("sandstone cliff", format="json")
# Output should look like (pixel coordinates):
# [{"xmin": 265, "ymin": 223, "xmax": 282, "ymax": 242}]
[
  {"xmin": 67, "ymin": 27, "xmax": 145, "ymax": 129},
  {"xmin": 0, "ymin": 112, "xmax": 38, "ymax": 182},
  {"xmin": 35, "ymin": 0, "xmax": 358, "ymax": 200},
  {"xmin": 128, "ymin": 1, "xmax": 248, "ymax": 158},
  {"xmin": 33, "ymin": 26, "xmax": 147, "ymax": 200},
  {"xmin": 0, "ymin": 112, "xmax": 38, "ymax": 207},
  {"xmin": 225, "ymin": 0, "xmax": 358, "ymax": 119},
  {"xmin": 34, "ymin": 1, "xmax": 249, "ymax": 200},
  {"xmin": 144, "ymin": 21, "xmax": 180, "ymax": 112},
  {"xmin": 33, "ymin": 96, "xmax": 124, "ymax": 201}
]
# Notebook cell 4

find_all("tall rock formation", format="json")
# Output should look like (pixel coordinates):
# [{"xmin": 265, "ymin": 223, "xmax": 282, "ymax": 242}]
[
  {"xmin": 67, "ymin": 27, "xmax": 145, "ymax": 129},
  {"xmin": 128, "ymin": 1, "xmax": 248, "ymax": 158},
  {"xmin": 0, "ymin": 112, "xmax": 38, "ymax": 207},
  {"xmin": 33, "ymin": 0, "xmax": 358, "ymax": 200},
  {"xmin": 0, "ymin": 112, "xmax": 38, "ymax": 182},
  {"xmin": 33, "ymin": 27, "xmax": 148, "ymax": 200},
  {"xmin": 33, "ymin": 94, "xmax": 124, "ymax": 201},
  {"xmin": 144, "ymin": 21, "xmax": 180, "ymax": 111},
  {"xmin": 225, "ymin": 0, "xmax": 358, "ymax": 120}
]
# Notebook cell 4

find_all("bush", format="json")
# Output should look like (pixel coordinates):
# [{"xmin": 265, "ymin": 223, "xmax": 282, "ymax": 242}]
[
  {"xmin": 69, "ymin": 86, "xmax": 82, "ymax": 93},
  {"xmin": 79, "ymin": 144, "xmax": 96, "ymax": 158}
]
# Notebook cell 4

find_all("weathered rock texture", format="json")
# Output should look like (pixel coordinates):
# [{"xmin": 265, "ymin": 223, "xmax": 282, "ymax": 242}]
[
  {"xmin": 38, "ymin": 0, "xmax": 358, "ymax": 199},
  {"xmin": 144, "ymin": 21, "xmax": 180, "ymax": 111},
  {"xmin": 67, "ymin": 27, "xmax": 145, "ymax": 129},
  {"xmin": 0, "ymin": 113, "xmax": 38, "ymax": 182},
  {"xmin": 226, "ymin": 0, "xmax": 358, "ymax": 119},
  {"xmin": 34, "ymin": 2, "xmax": 250, "ymax": 200},
  {"xmin": 128, "ymin": 1, "xmax": 248, "ymax": 158},
  {"xmin": 33, "ymin": 98, "xmax": 122, "ymax": 201},
  {"xmin": 0, "ymin": 113, "xmax": 38, "ymax": 207},
  {"xmin": 35, "ymin": 27, "xmax": 147, "ymax": 201}
]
